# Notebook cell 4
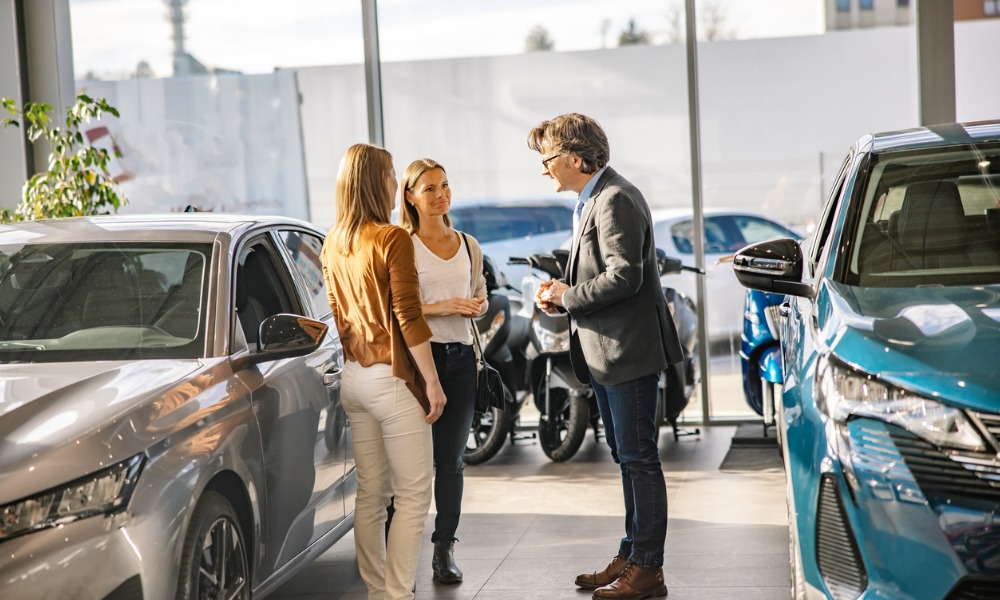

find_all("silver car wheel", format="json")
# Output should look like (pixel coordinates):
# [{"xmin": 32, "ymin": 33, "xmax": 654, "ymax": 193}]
[{"xmin": 178, "ymin": 491, "xmax": 249, "ymax": 600}]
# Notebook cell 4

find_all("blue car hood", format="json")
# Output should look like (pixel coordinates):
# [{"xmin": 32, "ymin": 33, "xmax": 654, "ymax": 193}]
[{"xmin": 818, "ymin": 281, "xmax": 1000, "ymax": 411}]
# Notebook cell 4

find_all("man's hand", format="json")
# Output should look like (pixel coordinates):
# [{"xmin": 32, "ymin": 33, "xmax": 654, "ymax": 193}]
[
  {"xmin": 539, "ymin": 280, "xmax": 569, "ymax": 307},
  {"xmin": 535, "ymin": 279, "xmax": 567, "ymax": 314}
]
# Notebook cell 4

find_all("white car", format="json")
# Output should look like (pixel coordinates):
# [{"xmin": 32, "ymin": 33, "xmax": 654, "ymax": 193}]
[{"xmin": 651, "ymin": 208, "xmax": 802, "ymax": 345}]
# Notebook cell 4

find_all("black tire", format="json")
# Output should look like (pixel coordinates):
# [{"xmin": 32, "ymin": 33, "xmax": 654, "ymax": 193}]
[
  {"xmin": 537, "ymin": 386, "xmax": 588, "ymax": 462},
  {"xmin": 465, "ymin": 405, "xmax": 511, "ymax": 465},
  {"xmin": 176, "ymin": 491, "xmax": 250, "ymax": 600}
]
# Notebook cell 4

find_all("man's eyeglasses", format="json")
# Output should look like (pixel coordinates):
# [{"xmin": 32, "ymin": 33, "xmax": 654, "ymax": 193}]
[{"xmin": 541, "ymin": 153, "xmax": 562, "ymax": 169}]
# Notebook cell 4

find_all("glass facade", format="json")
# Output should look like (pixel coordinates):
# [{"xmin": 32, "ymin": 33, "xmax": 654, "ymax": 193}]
[{"xmin": 52, "ymin": 0, "xmax": 999, "ymax": 422}]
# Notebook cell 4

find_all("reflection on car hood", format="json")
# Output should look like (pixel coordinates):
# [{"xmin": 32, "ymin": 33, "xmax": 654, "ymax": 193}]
[
  {"xmin": 820, "ymin": 281, "xmax": 1000, "ymax": 409},
  {"xmin": 0, "ymin": 359, "xmax": 214, "ymax": 502}
]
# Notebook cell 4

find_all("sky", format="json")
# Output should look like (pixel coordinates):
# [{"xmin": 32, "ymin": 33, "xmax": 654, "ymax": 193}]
[{"xmin": 69, "ymin": 0, "xmax": 825, "ymax": 79}]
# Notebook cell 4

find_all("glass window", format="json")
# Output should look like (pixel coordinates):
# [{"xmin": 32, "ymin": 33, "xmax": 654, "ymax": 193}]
[
  {"xmin": 235, "ymin": 241, "xmax": 295, "ymax": 346},
  {"xmin": 68, "ymin": 1, "xmax": 367, "ymax": 226},
  {"xmin": 277, "ymin": 230, "xmax": 329, "ymax": 318},
  {"xmin": 986, "ymin": 0, "xmax": 999, "ymax": 16},
  {"xmin": 0, "ymin": 243, "xmax": 210, "ymax": 362},
  {"xmin": 837, "ymin": 0, "xmax": 851, "ymax": 12},
  {"xmin": 859, "ymin": 0, "xmax": 874, "ymax": 10},
  {"xmin": 731, "ymin": 215, "xmax": 800, "ymax": 245}
]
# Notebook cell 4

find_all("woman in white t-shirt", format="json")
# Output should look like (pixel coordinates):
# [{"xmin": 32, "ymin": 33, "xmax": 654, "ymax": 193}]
[{"xmin": 399, "ymin": 158, "xmax": 487, "ymax": 585}]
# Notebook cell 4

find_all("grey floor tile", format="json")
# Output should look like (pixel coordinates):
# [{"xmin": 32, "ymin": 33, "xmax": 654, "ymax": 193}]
[{"xmin": 267, "ymin": 423, "xmax": 791, "ymax": 600}]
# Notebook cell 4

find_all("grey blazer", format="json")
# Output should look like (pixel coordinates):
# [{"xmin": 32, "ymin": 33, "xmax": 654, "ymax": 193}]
[{"xmin": 562, "ymin": 167, "xmax": 684, "ymax": 386}]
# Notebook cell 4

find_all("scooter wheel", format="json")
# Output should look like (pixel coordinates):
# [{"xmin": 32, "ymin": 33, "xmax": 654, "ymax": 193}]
[
  {"xmin": 538, "ymin": 387, "xmax": 588, "ymax": 462},
  {"xmin": 464, "ymin": 405, "xmax": 511, "ymax": 465}
]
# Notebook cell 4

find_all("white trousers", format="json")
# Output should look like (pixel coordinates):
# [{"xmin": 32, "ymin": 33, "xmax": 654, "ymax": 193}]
[{"xmin": 342, "ymin": 360, "xmax": 433, "ymax": 600}]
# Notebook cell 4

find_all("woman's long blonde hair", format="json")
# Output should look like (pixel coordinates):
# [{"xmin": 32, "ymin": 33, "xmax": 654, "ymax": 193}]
[
  {"xmin": 331, "ymin": 143, "xmax": 395, "ymax": 255},
  {"xmin": 399, "ymin": 158, "xmax": 451, "ymax": 234}
]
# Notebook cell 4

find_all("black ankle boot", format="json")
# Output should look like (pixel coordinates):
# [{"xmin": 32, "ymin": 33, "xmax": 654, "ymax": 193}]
[{"xmin": 432, "ymin": 540, "xmax": 463, "ymax": 584}]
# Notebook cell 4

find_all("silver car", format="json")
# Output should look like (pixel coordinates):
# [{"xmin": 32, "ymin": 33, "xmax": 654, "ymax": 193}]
[{"xmin": 0, "ymin": 214, "xmax": 355, "ymax": 599}]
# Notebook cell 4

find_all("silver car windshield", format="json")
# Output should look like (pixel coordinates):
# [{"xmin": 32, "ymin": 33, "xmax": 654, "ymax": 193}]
[
  {"xmin": 0, "ymin": 243, "xmax": 211, "ymax": 362},
  {"xmin": 849, "ymin": 142, "xmax": 1000, "ymax": 287}
]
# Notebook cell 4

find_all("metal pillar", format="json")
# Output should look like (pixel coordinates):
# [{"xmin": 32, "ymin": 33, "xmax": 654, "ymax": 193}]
[
  {"xmin": 916, "ymin": 0, "xmax": 956, "ymax": 125},
  {"xmin": 0, "ymin": 0, "xmax": 76, "ymax": 209},
  {"xmin": 361, "ymin": 0, "xmax": 385, "ymax": 147},
  {"xmin": 684, "ymin": 0, "xmax": 712, "ymax": 423}
]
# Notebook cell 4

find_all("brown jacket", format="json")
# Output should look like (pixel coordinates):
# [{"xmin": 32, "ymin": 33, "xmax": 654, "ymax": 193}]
[{"xmin": 321, "ymin": 222, "xmax": 433, "ymax": 412}]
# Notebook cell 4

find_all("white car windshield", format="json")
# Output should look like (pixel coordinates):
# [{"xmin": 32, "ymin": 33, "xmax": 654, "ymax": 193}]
[{"xmin": 0, "ymin": 242, "xmax": 211, "ymax": 362}]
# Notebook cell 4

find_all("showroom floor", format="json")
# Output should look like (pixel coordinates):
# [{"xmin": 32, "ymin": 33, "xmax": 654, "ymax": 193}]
[{"xmin": 270, "ymin": 423, "xmax": 791, "ymax": 600}]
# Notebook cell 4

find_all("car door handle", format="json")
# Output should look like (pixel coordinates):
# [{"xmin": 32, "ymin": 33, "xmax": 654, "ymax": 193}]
[{"xmin": 323, "ymin": 367, "xmax": 342, "ymax": 389}]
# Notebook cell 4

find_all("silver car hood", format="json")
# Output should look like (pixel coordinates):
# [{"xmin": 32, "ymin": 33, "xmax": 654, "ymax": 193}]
[{"xmin": 0, "ymin": 359, "xmax": 223, "ymax": 503}]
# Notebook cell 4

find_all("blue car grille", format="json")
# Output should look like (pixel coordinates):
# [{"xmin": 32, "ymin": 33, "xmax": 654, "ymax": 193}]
[
  {"xmin": 888, "ymin": 429, "xmax": 1000, "ymax": 502},
  {"xmin": 945, "ymin": 575, "xmax": 1000, "ymax": 599},
  {"xmin": 816, "ymin": 475, "xmax": 868, "ymax": 600}
]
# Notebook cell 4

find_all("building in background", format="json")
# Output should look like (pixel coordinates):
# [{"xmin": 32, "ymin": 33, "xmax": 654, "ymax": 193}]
[{"xmin": 825, "ymin": 0, "xmax": 999, "ymax": 30}]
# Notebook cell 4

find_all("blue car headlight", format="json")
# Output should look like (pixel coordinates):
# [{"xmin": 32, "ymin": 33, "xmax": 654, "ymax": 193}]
[
  {"xmin": 817, "ymin": 357, "xmax": 985, "ymax": 452},
  {"xmin": 0, "ymin": 453, "xmax": 145, "ymax": 541}
]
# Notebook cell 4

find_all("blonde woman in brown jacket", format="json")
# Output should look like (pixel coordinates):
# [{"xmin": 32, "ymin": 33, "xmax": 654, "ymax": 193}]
[{"xmin": 321, "ymin": 143, "xmax": 447, "ymax": 600}]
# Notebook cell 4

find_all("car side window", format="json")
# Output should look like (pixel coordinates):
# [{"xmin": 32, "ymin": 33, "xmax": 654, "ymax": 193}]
[
  {"xmin": 234, "ymin": 238, "xmax": 296, "ymax": 348},
  {"xmin": 809, "ymin": 155, "xmax": 851, "ymax": 272},
  {"xmin": 276, "ymin": 229, "xmax": 330, "ymax": 318},
  {"xmin": 733, "ymin": 216, "xmax": 798, "ymax": 246}
]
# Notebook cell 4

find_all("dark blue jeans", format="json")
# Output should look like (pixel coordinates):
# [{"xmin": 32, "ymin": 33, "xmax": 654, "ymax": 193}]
[
  {"xmin": 590, "ymin": 372, "xmax": 667, "ymax": 569},
  {"xmin": 430, "ymin": 341, "xmax": 477, "ymax": 543}
]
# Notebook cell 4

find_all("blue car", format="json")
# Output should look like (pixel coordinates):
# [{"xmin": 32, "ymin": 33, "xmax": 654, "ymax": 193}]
[{"xmin": 733, "ymin": 120, "xmax": 1000, "ymax": 599}]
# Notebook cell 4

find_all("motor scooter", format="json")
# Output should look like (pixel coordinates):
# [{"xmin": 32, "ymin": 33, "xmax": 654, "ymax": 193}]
[
  {"xmin": 655, "ymin": 250, "xmax": 702, "ymax": 441},
  {"xmin": 509, "ymin": 250, "xmax": 601, "ymax": 462},
  {"xmin": 465, "ymin": 249, "xmax": 703, "ymax": 464}
]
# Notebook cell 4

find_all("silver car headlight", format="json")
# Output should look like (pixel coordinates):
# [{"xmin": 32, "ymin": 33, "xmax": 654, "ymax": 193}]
[
  {"xmin": 0, "ymin": 453, "xmax": 145, "ymax": 541},
  {"xmin": 817, "ymin": 358, "xmax": 984, "ymax": 452},
  {"xmin": 532, "ymin": 317, "xmax": 570, "ymax": 353},
  {"xmin": 477, "ymin": 310, "xmax": 505, "ymax": 349}
]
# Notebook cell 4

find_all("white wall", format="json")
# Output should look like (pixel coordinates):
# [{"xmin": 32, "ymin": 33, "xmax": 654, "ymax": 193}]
[{"xmin": 297, "ymin": 19, "xmax": 999, "ymax": 231}]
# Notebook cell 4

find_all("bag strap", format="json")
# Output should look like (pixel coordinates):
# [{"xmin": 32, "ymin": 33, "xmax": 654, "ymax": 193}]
[{"xmin": 460, "ymin": 232, "xmax": 485, "ymax": 365}]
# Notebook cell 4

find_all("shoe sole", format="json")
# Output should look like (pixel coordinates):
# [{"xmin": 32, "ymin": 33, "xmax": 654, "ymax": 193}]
[
  {"xmin": 576, "ymin": 574, "xmax": 625, "ymax": 590},
  {"xmin": 592, "ymin": 584, "xmax": 668, "ymax": 600}
]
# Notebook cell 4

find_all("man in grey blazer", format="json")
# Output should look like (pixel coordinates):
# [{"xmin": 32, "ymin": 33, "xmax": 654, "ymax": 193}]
[{"xmin": 531, "ymin": 113, "xmax": 682, "ymax": 600}]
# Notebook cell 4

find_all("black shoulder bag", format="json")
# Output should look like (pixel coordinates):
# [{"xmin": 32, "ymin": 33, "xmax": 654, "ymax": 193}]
[{"xmin": 462, "ymin": 233, "xmax": 506, "ymax": 413}]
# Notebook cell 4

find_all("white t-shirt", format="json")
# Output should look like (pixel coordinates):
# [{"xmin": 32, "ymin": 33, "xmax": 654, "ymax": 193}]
[{"xmin": 411, "ymin": 233, "xmax": 473, "ymax": 344}]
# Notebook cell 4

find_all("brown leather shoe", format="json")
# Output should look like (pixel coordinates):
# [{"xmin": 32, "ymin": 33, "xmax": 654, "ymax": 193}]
[
  {"xmin": 575, "ymin": 555, "xmax": 628, "ymax": 590},
  {"xmin": 592, "ymin": 564, "xmax": 668, "ymax": 599}
]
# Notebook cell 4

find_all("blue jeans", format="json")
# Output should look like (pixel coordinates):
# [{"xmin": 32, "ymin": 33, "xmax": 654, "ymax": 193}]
[
  {"xmin": 430, "ymin": 341, "xmax": 477, "ymax": 543},
  {"xmin": 591, "ymin": 373, "xmax": 667, "ymax": 569}
]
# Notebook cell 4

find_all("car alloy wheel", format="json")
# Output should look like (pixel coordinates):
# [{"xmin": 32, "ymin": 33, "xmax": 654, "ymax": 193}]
[{"xmin": 177, "ymin": 491, "xmax": 250, "ymax": 600}]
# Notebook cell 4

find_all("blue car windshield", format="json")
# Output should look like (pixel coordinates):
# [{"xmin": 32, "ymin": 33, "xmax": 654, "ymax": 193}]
[
  {"xmin": 0, "ymin": 242, "xmax": 211, "ymax": 363},
  {"xmin": 847, "ymin": 142, "xmax": 1000, "ymax": 287}
]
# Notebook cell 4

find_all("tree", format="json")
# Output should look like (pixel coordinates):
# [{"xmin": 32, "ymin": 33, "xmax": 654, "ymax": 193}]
[
  {"xmin": 701, "ymin": 1, "xmax": 734, "ymax": 41},
  {"xmin": 618, "ymin": 18, "xmax": 650, "ymax": 46},
  {"xmin": 1, "ymin": 95, "xmax": 127, "ymax": 222},
  {"xmin": 525, "ymin": 25, "xmax": 555, "ymax": 52},
  {"xmin": 664, "ymin": 1, "xmax": 737, "ymax": 44}
]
